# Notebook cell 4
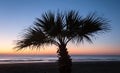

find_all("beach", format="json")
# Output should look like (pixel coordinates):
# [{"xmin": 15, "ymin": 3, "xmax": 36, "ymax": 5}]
[{"xmin": 0, "ymin": 61, "xmax": 120, "ymax": 73}]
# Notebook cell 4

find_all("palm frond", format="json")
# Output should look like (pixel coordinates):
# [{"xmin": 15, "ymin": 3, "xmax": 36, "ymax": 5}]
[
  {"xmin": 65, "ymin": 10, "xmax": 82, "ymax": 38},
  {"xmin": 35, "ymin": 12, "xmax": 55, "ymax": 35},
  {"xmin": 83, "ymin": 13, "xmax": 109, "ymax": 34},
  {"xmin": 15, "ymin": 26, "xmax": 54, "ymax": 50},
  {"xmin": 66, "ymin": 10, "xmax": 82, "ymax": 31},
  {"xmin": 73, "ymin": 13, "xmax": 109, "ymax": 43}
]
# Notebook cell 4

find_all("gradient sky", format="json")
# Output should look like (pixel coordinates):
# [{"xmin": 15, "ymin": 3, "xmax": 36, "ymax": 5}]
[{"xmin": 0, "ymin": 0, "xmax": 120, "ymax": 55}]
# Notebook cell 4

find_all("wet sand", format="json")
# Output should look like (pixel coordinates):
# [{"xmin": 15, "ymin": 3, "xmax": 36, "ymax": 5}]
[{"xmin": 0, "ymin": 61, "xmax": 120, "ymax": 73}]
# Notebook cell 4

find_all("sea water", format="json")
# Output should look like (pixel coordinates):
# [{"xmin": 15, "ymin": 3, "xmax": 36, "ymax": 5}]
[{"xmin": 0, "ymin": 55, "xmax": 120, "ymax": 64}]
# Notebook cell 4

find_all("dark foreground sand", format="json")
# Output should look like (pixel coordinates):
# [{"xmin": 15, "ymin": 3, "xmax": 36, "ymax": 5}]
[{"xmin": 0, "ymin": 61, "xmax": 120, "ymax": 73}]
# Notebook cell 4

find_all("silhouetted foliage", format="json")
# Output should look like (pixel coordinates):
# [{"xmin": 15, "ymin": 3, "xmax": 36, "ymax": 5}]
[{"xmin": 15, "ymin": 10, "xmax": 109, "ymax": 73}]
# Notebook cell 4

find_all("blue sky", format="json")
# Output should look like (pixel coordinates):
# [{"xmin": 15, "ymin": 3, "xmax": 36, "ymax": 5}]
[{"xmin": 0, "ymin": 0, "xmax": 120, "ymax": 55}]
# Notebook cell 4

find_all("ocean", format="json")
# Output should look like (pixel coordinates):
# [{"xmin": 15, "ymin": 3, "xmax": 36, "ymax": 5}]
[{"xmin": 0, "ymin": 55, "xmax": 120, "ymax": 64}]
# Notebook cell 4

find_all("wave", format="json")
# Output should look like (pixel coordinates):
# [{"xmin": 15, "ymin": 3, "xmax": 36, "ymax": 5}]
[{"xmin": 0, "ymin": 55, "xmax": 120, "ymax": 64}]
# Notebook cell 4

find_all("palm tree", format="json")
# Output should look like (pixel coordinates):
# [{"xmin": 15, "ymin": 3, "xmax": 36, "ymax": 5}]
[{"xmin": 15, "ymin": 10, "xmax": 109, "ymax": 73}]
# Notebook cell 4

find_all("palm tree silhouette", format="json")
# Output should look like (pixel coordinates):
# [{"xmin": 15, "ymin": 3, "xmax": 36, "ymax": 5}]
[{"xmin": 15, "ymin": 10, "xmax": 109, "ymax": 73}]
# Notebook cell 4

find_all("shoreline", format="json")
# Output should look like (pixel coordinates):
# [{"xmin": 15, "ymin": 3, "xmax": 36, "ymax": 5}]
[
  {"xmin": 0, "ymin": 60, "xmax": 120, "ymax": 64},
  {"xmin": 0, "ymin": 61, "xmax": 120, "ymax": 73}
]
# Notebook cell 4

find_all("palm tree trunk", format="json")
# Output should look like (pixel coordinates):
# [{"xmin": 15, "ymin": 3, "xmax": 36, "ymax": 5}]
[{"xmin": 57, "ymin": 44, "xmax": 72, "ymax": 73}]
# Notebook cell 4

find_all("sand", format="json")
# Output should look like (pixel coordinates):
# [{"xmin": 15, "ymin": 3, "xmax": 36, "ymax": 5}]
[{"xmin": 0, "ymin": 61, "xmax": 120, "ymax": 73}]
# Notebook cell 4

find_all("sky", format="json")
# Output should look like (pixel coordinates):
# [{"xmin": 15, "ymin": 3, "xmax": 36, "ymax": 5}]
[{"xmin": 0, "ymin": 0, "xmax": 120, "ymax": 55}]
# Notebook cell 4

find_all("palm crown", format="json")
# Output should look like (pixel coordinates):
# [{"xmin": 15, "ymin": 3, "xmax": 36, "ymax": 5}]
[{"xmin": 16, "ymin": 10, "xmax": 108, "ymax": 49}]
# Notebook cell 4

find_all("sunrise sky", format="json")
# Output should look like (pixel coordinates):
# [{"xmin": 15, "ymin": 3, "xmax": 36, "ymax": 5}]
[{"xmin": 0, "ymin": 0, "xmax": 120, "ymax": 55}]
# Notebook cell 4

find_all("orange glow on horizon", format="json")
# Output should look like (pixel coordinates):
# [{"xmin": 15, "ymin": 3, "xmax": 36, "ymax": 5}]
[
  {"xmin": 0, "ymin": 44, "xmax": 120, "ymax": 55},
  {"xmin": 68, "ymin": 45, "xmax": 120, "ymax": 55}
]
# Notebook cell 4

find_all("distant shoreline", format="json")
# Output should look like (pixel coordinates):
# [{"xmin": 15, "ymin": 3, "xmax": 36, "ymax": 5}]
[{"xmin": 0, "ymin": 55, "xmax": 120, "ymax": 64}]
